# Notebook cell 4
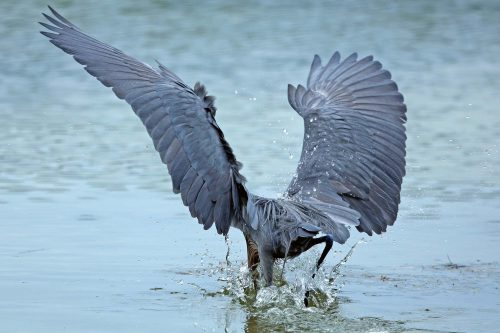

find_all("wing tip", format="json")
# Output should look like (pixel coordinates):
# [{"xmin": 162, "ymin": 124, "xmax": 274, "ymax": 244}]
[
  {"xmin": 47, "ymin": 5, "xmax": 73, "ymax": 26},
  {"xmin": 307, "ymin": 55, "xmax": 323, "ymax": 88},
  {"xmin": 40, "ymin": 30, "xmax": 58, "ymax": 39}
]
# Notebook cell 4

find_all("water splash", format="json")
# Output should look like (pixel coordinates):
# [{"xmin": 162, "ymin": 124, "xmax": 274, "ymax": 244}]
[
  {"xmin": 329, "ymin": 238, "xmax": 365, "ymax": 283},
  {"xmin": 209, "ymin": 239, "xmax": 364, "ymax": 312},
  {"xmin": 207, "ymin": 239, "xmax": 409, "ymax": 332}
]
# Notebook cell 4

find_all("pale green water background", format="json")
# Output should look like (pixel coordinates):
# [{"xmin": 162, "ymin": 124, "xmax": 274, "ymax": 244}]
[{"xmin": 1, "ymin": 0, "xmax": 500, "ymax": 332}]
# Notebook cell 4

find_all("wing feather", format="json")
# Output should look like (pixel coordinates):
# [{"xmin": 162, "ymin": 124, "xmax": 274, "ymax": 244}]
[
  {"xmin": 287, "ymin": 52, "xmax": 406, "ymax": 236},
  {"xmin": 40, "ymin": 7, "xmax": 247, "ymax": 236}
]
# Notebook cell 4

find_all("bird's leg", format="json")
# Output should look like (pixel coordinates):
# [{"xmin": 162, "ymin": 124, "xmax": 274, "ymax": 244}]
[
  {"xmin": 279, "ymin": 254, "xmax": 288, "ymax": 282},
  {"xmin": 245, "ymin": 235, "xmax": 260, "ymax": 289},
  {"xmin": 312, "ymin": 234, "xmax": 334, "ymax": 278},
  {"xmin": 260, "ymin": 251, "xmax": 274, "ymax": 287},
  {"xmin": 224, "ymin": 235, "xmax": 231, "ymax": 266},
  {"xmin": 304, "ymin": 234, "xmax": 334, "ymax": 307}
]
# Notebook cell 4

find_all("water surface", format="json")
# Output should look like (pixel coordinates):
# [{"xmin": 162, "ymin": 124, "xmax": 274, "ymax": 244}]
[{"xmin": 1, "ymin": 1, "xmax": 499, "ymax": 332}]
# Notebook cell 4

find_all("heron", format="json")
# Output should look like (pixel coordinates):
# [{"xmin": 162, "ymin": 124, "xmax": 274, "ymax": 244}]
[{"xmin": 40, "ymin": 6, "xmax": 406, "ymax": 303}]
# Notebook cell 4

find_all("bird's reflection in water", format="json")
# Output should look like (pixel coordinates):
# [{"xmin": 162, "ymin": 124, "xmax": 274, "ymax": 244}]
[
  {"xmin": 236, "ymin": 290, "xmax": 407, "ymax": 333},
  {"xmin": 242, "ymin": 312, "xmax": 407, "ymax": 333},
  {"xmin": 242, "ymin": 298, "xmax": 340, "ymax": 333}
]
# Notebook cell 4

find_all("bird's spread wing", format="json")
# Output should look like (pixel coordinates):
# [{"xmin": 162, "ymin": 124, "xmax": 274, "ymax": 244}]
[
  {"xmin": 40, "ymin": 6, "xmax": 247, "ymax": 236},
  {"xmin": 287, "ymin": 52, "xmax": 406, "ymax": 235}
]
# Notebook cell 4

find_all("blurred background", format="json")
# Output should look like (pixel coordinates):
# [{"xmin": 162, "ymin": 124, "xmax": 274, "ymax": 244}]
[{"xmin": 1, "ymin": 1, "xmax": 499, "ymax": 332}]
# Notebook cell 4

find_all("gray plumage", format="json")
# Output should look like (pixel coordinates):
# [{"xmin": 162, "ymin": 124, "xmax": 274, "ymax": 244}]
[
  {"xmin": 40, "ymin": 7, "xmax": 406, "ymax": 288},
  {"xmin": 287, "ymin": 52, "xmax": 407, "ymax": 236}
]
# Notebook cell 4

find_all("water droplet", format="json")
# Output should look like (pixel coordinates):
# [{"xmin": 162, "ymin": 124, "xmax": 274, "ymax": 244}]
[
  {"xmin": 282, "ymin": 128, "xmax": 288, "ymax": 135},
  {"xmin": 234, "ymin": 89, "xmax": 238, "ymax": 95},
  {"xmin": 289, "ymin": 153, "xmax": 293, "ymax": 159}
]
